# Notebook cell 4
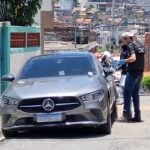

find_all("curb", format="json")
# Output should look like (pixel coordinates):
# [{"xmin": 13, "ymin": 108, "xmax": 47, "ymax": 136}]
[
  {"xmin": 0, "ymin": 117, "xmax": 1, "ymax": 132},
  {"xmin": 0, "ymin": 117, "xmax": 4, "ymax": 142},
  {"xmin": 0, "ymin": 136, "xmax": 5, "ymax": 142}
]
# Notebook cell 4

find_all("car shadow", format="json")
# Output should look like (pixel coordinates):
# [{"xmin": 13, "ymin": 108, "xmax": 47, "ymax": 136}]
[{"xmin": 10, "ymin": 127, "xmax": 108, "ymax": 140}]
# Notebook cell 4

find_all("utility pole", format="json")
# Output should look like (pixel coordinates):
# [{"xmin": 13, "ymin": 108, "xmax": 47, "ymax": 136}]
[
  {"xmin": 74, "ymin": 21, "xmax": 77, "ymax": 48},
  {"xmin": 111, "ymin": 0, "xmax": 115, "ymax": 53},
  {"xmin": 73, "ymin": 11, "xmax": 79, "ymax": 48}
]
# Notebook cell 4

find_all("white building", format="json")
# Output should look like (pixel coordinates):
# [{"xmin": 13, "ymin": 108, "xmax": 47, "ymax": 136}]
[
  {"xmin": 124, "ymin": 0, "xmax": 150, "ymax": 11},
  {"xmin": 59, "ymin": 0, "xmax": 74, "ymax": 11},
  {"xmin": 79, "ymin": 0, "xmax": 88, "ymax": 8},
  {"xmin": 97, "ymin": 31, "xmax": 111, "ymax": 46},
  {"xmin": 34, "ymin": 0, "xmax": 52, "ymax": 25},
  {"xmin": 134, "ymin": 0, "xmax": 150, "ymax": 11},
  {"xmin": 87, "ymin": 0, "xmax": 113, "ymax": 12}
]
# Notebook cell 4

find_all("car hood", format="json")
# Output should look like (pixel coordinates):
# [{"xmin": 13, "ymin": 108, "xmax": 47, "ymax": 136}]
[{"xmin": 4, "ymin": 76, "xmax": 103, "ymax": 99}]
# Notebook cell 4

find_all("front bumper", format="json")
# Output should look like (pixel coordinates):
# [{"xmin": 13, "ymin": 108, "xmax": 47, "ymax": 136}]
[{"xmin": 1, "ymin": 99, "xmax": 107, "ymax": 131}]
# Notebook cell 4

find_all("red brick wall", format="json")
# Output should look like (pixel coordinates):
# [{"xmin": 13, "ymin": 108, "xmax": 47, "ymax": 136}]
[
  {"xmin": 144, "ymin": 49, "xmax": 150, "ymax": 72},
  {"xmin": 144, "ymin": 33, "xmax": 150, "ymax": 71}
]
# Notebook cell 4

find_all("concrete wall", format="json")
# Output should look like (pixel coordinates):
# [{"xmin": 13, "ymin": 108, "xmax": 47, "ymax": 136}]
[
  {"xmin": 9, "ymin": 26, "xmax": 41, "ymax": 76},
  {"xmin": 10, "ymin": 50, "xmax": 40, "ymax": 76},
  {"xmin": 0, "ymin": 22, "xmax": 41, "ymax": 93}
]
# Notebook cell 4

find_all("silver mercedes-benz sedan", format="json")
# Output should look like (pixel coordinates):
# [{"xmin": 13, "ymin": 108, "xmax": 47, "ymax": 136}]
[{"xmin": 0, "ymin": 52, "xmax": 117, "ymax": 137}]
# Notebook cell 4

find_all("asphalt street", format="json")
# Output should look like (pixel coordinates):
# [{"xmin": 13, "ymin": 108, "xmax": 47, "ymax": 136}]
[{"xmin": 0, "ymin": 96, "xmax": 150, "ymax": 150}]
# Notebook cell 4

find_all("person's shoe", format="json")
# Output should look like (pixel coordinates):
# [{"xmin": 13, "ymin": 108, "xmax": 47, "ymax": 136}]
[
  {"xmin": 117, "ymin": 116, "xmax": 132, "ymax": 122},
  {"xmin": 123, "ymin": 111, "xmax": 132, "ymax": 122},
  {"xmin": 133, "ymin": 111, "xmax": 143, "ymax": 122},
  {"xmin": 132, "ymin": 117, "xmax": 143, "ymax": 122},
  {"xmin": 117, "ymin": 111, "xmax": 132, "ymax": 122}
]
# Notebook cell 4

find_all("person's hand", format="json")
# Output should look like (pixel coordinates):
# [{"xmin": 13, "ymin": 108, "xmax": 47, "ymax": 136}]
[{"xmin": 118, "ymin": 59, "xmax": 126, "ymax": 66}]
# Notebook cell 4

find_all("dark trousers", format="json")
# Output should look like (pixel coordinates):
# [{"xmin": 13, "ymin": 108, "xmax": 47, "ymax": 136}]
[{"xmin": 123, "ymin": 73, "xmax": 143, "ymax": 117}]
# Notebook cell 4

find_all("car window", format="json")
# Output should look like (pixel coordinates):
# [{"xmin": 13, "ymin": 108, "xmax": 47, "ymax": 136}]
[{"xmin": 19, "ymin": 56, "xmax": 97, "ymax": 79}]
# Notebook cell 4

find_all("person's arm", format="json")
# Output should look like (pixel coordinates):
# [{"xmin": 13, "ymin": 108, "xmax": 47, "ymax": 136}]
[
  {"xmin": 125, "ymin": 53, "xmax": 136, "ymax": 63},
  {"xmin": 125, "ymin": 43, "xmax": 136, "ymax": 63},
  {"xmin": 118, "ymin": 43, "xmax": 136, "ymax": 65}
]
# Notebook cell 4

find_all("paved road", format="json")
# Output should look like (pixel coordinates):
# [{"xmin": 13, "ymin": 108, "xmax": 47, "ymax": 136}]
[{"xmin": 0, "ymin": 96, "xmax": 150, "ymax": 150}]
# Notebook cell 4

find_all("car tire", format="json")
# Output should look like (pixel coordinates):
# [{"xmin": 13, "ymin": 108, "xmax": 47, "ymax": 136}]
[
  {"xmin": 2, "ymin": 129, "xmax": 18, "ymax": 138},
  {"xmin": 100, "ymin": 105, "xmax": 112, "ymax": 135},
  {"xmin": 112, "ymin": 103, "xmax": 118, "ymax": 121},
  {"xmin": 101, "ymin": 113, "xmax": 111, "ymax": 134}
]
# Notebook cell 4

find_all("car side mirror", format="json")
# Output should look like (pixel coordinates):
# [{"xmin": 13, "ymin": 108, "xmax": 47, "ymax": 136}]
[{"xmin": 2, "ymin": 74, "xmax": 15, "ymax": 82}]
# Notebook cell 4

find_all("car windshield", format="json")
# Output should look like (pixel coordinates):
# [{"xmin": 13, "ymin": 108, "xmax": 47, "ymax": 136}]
[{"xmin": 19, "ymin": 55, "xmax": 96, "ymax": 79}]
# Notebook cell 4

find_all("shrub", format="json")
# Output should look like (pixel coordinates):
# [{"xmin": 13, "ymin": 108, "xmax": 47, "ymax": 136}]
[{"xmin": 142, "ymin": 77, "xmax": 150, "ymax": 90}]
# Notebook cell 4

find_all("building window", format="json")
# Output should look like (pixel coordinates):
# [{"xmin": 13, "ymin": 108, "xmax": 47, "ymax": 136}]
[
  {"xmin": 27, "ymin": 33, "xmax": 40, "ymax": 47},
  {"xmin": 10, "ymin": 33, "xmax": 26, "ymax": 48}
]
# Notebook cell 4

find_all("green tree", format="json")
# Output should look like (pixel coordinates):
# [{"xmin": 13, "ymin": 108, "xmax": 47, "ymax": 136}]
[
  {"xmin": 0, "ymin": 0, "xmax": 43, "ymax": 26},
  {"xmin": 87, "ymin": 4, "xmax": 94, "ymax": 10}
]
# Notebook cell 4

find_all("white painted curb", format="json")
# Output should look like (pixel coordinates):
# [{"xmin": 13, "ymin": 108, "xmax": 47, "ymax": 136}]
[
  {"xmin": 0, "ymin": 117, "xmax": 4, "ymax": 141},
  {"xmin": 0, "ymin": 136, "xmax": 5, "ymax": 142}
]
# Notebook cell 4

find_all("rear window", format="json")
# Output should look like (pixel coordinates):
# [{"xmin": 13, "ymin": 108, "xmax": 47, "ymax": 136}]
[{"xmin": 19, "ymin": 55, "xmax": 96, "ymax": 79}]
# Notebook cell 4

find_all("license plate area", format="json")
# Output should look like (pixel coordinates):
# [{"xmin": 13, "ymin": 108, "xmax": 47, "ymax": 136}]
[{"xmin": 35, "ymin": 113, "xmax": 65, "ymax": 123}]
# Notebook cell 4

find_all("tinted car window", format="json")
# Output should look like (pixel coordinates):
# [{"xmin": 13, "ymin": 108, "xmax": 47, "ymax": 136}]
[{"xmin": 19, "ymin": 55, "xmax": 96, "ymax": 79}]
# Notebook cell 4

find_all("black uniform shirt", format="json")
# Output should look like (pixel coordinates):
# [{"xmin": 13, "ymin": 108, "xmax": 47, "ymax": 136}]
[{"xmin": 127, "ymin": 42, "xmax": 145, "ymax": 76}]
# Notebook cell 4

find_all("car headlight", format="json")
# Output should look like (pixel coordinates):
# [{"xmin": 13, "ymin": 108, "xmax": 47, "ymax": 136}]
[
  {"xmin": 2, "ymin": 97, "xmax": 18, "ymax": 106},
  {"xmin": 80, "ymin": 90, "xmax": 104, "ymax": 101}
]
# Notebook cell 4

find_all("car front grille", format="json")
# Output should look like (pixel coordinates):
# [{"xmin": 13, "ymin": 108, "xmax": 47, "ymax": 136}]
[{"xmin": 18, "ymin": 97, "xmax": 81, "ymax": 113}]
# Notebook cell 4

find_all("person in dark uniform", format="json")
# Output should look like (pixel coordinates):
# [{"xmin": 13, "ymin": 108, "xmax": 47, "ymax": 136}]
[
  {"xmin": 116, "ymin": 38, "xmax": 129, "ymax": 104},
  {"xmin": 118, "ymin": 33, "xmax": 145, "ymax": 122},
  {"xmin": 119, "ymin": 38, "xmax": 129, "ymax": 76}
]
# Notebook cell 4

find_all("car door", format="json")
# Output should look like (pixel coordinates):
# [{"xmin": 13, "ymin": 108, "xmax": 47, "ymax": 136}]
[
  {"xmin": 97, "ymin": 61, "xmax": 116, "ymax": 106},
  {"xmin": 105, "ymin": 74, "xmax": 116, "ymax": 105}
]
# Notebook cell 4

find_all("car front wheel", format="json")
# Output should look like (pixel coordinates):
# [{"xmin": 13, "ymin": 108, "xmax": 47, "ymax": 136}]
[{"xmin": 100, "ymin": 111, "xmax": 111, "ymax": 134}]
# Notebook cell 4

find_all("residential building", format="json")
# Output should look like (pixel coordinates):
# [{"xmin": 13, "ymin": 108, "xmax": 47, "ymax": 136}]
[
  {"xmin": 59, "ymin": 0, "xmax": 74, "ymax": 12},
  {"xmin": 34, "ymin": 0, "xmax": 52, "ymax": 25},
  {"xmin": 96, "ymin": 31, "xmax": 111, "ymax": 46},
  {"xmin": 79, "ymin": 0, "xmax": 88, "ymax": 8},
  {"xmin": 87, "ymin": 0, "xmax": 113, "ymax": 13}
]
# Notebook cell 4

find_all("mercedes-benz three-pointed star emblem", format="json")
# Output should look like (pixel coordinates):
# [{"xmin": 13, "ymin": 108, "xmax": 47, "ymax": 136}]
[{"xmin": 42, "ymin": 98, "xmax": 55, "ymax": 111}]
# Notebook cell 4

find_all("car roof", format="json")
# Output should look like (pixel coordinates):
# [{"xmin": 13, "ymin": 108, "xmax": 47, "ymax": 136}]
[{"xmin": 30, "ymin": 52, "xmax": 94, "ymax": 60}]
